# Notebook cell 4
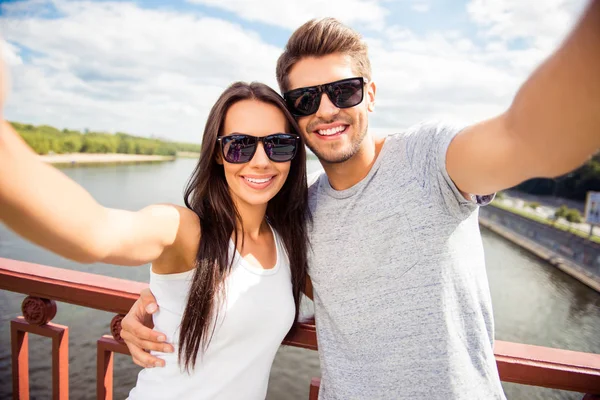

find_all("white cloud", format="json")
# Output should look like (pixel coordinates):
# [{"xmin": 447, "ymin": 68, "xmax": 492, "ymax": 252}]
[
  {"xmin": 411, "ymin": 1, "xmax": 430, "ymax": 13},
  {"xmin": 1, "ymin": 40, "xmax": 23, "ymax": 66},
  {"xmin": 0, "ymin": 0, "xmax": 282, "ymax": 141},
  {"xmin": 365, "ymin": 0, "xmax": 589, "ymax": 130},
  {"xmin": 0, "ymin": 0, "xmax": 591, "ymax": 142},
  {"xmin": 367, "ymin": 30, "xmax": 518, "ymax": 130},
  {"xmin": 467, "ymin": 0, "xmax": 588, "ymax": 51},
  {"xmin": 186, "ymin": 0, "xmax": 389, "ymax": 31}
]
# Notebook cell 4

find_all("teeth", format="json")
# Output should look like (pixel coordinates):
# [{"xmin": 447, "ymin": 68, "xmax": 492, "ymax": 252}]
[
  {"xmin": 244, "ymin": 177, "xmax": 272, "ymax": 184},
  {"xmin": 317, "ymin": 126, "xmax": 346, "ymax": 136}
]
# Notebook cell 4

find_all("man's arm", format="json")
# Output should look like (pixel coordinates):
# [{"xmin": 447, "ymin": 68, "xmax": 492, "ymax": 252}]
[
  {"xmin": 447, "ymin": 0, "xmax": 600, "ymax": 195},
  {"xmin": 121, "ymin": 288, "xmax": 174, "ymax": 368},
  {"xmin": 122, "ymin": 278, "xmax": 314, "ymax": 368}
]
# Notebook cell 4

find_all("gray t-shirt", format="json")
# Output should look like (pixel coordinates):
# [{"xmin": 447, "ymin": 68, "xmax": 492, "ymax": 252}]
[{"xmin": 307, "ymin": 122, "xmax": 506, "ymax": 399}]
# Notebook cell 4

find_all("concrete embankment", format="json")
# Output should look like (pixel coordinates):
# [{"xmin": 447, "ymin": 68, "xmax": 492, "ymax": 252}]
[
  {"xmin": 40, "ymin": 153, "xmax": 176, "ymax": 165},
  {"xmin": 479, "ymin": 205, "xmax": 600, "ymax": 293}
]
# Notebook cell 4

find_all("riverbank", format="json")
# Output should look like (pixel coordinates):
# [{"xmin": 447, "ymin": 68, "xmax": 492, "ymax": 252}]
[
  {"xmin": 479, "ymin": 215, "xmax": 600, "ymax": 293},
  {"xmin": 493, "ymin": 196, "xmax": 600, "ymax": 243},
  {"xmin": 40, "ymin": 153, "xmax": 176, "ymax": 165},
  {"xmin": 175, "ymin": 151, "xmax": 200, "ymax": 158}
]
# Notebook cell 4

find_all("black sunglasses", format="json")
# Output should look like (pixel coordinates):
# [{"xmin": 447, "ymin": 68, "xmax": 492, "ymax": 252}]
[
  {"xmin": 216, "ymin": 133, "xmax": 300, "ymax": 164},
  {"xmin": 283, "ymin": 77, "xmax": 367, "ymax": 116}
]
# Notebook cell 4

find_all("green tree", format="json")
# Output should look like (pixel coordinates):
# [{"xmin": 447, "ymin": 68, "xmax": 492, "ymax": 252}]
[
  {"xmin": 117, "ymin": 138, "xmax": 136, "ymax": 154},
  {"xmin": 60, "ymin": 135, "xmax": 83, "ymax": 153},
  {"xmin": 550, "ymin": 205, "xmax": 569, "ymax": 225},
  {"xmin": 565, "ymin": 209, "xmax": 583, "ymax": 231},
  {"xmin": 10, "ymin": 120, "xmax": 196, "ymax": 156}
]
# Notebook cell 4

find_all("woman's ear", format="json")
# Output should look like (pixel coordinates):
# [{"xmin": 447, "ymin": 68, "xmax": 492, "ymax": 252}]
[{"xmin": 215, "ymin": 149, "xmax": 223, "ymax": 165}]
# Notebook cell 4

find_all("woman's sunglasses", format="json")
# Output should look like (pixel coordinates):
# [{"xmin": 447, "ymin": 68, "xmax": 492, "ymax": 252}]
[
  {"xmin": 283, "ymin": 77, "xmax": 366, "ymax": 117},
  {"xmin": 217, "ymin": 133, "xmax": 300, "ymax": 164}
]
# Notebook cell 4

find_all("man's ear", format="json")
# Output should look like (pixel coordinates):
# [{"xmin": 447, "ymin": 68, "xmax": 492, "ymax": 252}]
[{"xmin": 367, "ymin": 80, "xmax": 376, "ymax": 112}]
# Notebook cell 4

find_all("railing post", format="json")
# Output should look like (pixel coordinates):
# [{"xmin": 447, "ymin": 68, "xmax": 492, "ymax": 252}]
[
  {"xmin": 10, "ymin": 296, "xmax": 68, "ymax": 400},
  {"xmin": 309, "ymin": 377, "xmax": 320, "ymax": 400},
  {"xmin": 11, "ymin": 324, "xmax": 29, "ymax": 400},
  {"xmin": 97, "ymin": 315, "xmax": 130, "ymax": 400}
]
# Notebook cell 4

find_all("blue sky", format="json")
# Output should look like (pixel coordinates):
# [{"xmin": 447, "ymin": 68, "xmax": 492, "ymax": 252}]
[{"xmin": 0, "ymin": 0, "xmax": 589, "ymax": 143}]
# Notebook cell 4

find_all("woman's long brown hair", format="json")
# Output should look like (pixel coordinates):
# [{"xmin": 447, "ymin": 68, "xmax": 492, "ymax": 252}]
[{"xmin": 179, "ymin": 82, "xmax": 309, "ymax": 371}]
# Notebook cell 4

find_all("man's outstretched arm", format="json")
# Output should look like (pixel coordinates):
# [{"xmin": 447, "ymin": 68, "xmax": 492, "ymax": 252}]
[{"xmin": 447, "ymin": 0, "xmax": 600, "ymax": 195}]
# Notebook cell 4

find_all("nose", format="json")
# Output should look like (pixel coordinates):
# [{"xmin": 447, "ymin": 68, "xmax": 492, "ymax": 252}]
[
  {"xmin": 315, "ymin": 92, "xmax": 339, "ymax": 120},
  {"xmin": 249, "ymin": 141, "xmax": 271, "ymax": 168}
]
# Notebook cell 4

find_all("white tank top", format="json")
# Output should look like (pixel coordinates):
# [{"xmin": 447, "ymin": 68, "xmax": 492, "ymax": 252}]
[{"xmin": 128, "ymin": 227, "xmax": 295, "ymax": 400}]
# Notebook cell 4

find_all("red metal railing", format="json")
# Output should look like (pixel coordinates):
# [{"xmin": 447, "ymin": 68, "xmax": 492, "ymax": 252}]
[{"xmin": 1, "ymin": 257, "xmax": 599, "ymax": 399}]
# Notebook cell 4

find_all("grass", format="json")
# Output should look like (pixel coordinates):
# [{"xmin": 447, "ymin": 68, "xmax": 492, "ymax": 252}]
[{"xmin": 489, "ymin": 201, "xmax": 600, "ymax": 244}]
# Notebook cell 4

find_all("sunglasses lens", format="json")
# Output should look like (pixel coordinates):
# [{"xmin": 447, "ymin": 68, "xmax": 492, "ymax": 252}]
[
  {"xmin": 329, "ymin": 78, "xmax": 364, "ymax": 108},
  {"xmin": 286, "ymin": 88, "xmax": 320, "ymax": 116},
  {"xmin": 221, "ymin": 135, "xmax": 256, "ymax": 163},
  {"xmin": 264, "ymin": 134, "xmax": 298, "ymax": 162},
  {"xmin": 285, "ymin": 78, "xmax": 365, "ymax": 116}
]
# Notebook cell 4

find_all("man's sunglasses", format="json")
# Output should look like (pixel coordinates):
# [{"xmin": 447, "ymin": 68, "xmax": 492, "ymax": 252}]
[
  {"xmin": 216, "ymin": 133, "xmax": 300, "ymax": 164},
  {"xmin": 283, "ymin": 77, "xmax": 366, "ymax": 117}
]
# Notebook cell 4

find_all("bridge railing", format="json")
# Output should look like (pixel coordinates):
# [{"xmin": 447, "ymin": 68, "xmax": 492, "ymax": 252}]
[{"xmin": 1, "ymin": 257, "xmax": 599, "ymax": 399}]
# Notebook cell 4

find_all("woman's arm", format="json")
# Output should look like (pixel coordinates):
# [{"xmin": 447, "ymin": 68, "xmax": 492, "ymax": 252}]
[{"xmin": 0, "ymin": 120, "xmax": 182, "ymax": 266}]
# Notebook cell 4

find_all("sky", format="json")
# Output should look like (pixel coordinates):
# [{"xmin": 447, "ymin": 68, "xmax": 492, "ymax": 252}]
[{"xmin": 0, "ymin": 0, "xmax": 590, "ymax": 143}]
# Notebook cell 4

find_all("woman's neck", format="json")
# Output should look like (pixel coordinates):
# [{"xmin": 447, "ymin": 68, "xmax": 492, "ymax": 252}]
[{"xmin": 233, "ymin": 198, "xmax": 269, "ymax": 241}]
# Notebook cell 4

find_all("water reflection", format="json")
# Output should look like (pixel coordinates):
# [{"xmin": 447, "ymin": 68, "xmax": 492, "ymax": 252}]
[{"xmin": 0, "ymin": 159, "xmax": 597, "ymax": 400}]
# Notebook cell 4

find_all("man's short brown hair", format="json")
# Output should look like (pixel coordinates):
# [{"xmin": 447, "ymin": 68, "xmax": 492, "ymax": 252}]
[{"xmin": 276, "ymin": 18, "xmax": 372, "ymax": 94}]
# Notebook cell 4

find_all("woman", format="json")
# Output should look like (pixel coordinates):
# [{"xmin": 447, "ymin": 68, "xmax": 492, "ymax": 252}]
[{"xmin": 0, "ymin": 82, "xmax": 310, "ymax": 399}]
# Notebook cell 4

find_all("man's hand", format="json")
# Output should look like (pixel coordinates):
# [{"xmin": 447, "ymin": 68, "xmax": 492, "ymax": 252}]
[{"xmin": 121, "ymin": 288, "xmax": 174, "ymax": 368}]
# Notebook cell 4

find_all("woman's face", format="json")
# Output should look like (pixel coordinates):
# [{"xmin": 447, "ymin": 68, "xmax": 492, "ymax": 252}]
[{"xmin": 219, "ymin": 99, "xmax": 292, "ymax": 209}]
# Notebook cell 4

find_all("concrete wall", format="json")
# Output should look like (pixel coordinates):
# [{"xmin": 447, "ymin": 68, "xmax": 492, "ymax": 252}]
[{"xmin": 480, "ymin": 205, "xmax": 600, "ymax": 278}]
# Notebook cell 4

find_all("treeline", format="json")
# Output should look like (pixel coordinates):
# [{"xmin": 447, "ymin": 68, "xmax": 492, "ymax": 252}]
[
  {"xmin": 516, "ymin": 153, "xmax": 600, "ymax": 202},
  {"xmin": 11, "ymin": 122, "xmax": 200, "ymax": 156}
]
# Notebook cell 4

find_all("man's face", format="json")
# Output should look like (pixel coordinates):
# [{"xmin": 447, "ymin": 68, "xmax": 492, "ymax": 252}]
[{"xmin": 287, "ymin": 53, "xmax": 376, "ymax": 164}]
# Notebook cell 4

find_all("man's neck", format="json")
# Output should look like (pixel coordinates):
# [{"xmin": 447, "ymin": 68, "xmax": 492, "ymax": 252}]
[{"xmin": 321, "ymin": 134, "xmax": 386, "ymax": 191}]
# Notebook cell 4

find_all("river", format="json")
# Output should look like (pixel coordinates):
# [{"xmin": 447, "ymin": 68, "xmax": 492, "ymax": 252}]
[{"xmin": 0, "ymin": 158, "xmax": 598, "ymax": 399}]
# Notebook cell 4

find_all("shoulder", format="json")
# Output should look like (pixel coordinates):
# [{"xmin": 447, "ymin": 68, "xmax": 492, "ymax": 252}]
[
  {"xmin": 307, "ymin": 170, "xmax": 325, "ymax": 192},
  {"xmin": 167, "ymin": 204, "xmax": 200, "ymax": 248},
  {"xmin": 140, "ymin": 203, "xmax": 200, "ymax": 234},
  {"xmin": 172, "ymin": 204, "xmax": 200, "ymax": 226},
  {"xmin": 151, "ymin": 204, "xmax": 200, "ymax": 274},
  {"xmin": 393, "ymin": 120, "xmax": 464, "ymax": 142},
  {"xmin": 396, "ymin": 120, "xmax": 466, "ymax": 163}
]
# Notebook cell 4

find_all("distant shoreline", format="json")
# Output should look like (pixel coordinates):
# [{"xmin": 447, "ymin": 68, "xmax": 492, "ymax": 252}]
[
  {"xmin": 40, "ymin": 153, "xmax": 177, "ymax": 165},
  {"xmin": 479, "ymin": 217, "xmax": 600, "ymax": 293},
  {"xmin": 175, "ymin": 151, "xmax": 201, "ymax": 158}
]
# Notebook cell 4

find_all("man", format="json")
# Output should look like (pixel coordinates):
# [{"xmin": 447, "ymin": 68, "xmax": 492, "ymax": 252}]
[{"xmin": 122, "ymin": 3, "xmax": 600, "ymax": 398}]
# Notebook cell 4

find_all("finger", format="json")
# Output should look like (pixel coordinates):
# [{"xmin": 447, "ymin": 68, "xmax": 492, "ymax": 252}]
[
  {"xmin": 122, "ymin": 306, "xmax": 164, "ymax": 342},
  {"xmin": 122, "ymin": 319, "xmax": 167, "ymax": 343},
  {"xmin": 122, "ymin": 331, "xmax": 174, "ymax": 353},
  {"xmin": 132, "ymin": 357, "xmax": 146, "ymax": 368},
  {"xmin": 140, "ymin": 288, "xmax": 158, "ymax": 313},
  {"xmin": 127, "ymin": 344, "xmax": 166, "ymax": 368},
  {"xmin": 120, "ymin": 325, "xmax": 163, "ymax": 346}
]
